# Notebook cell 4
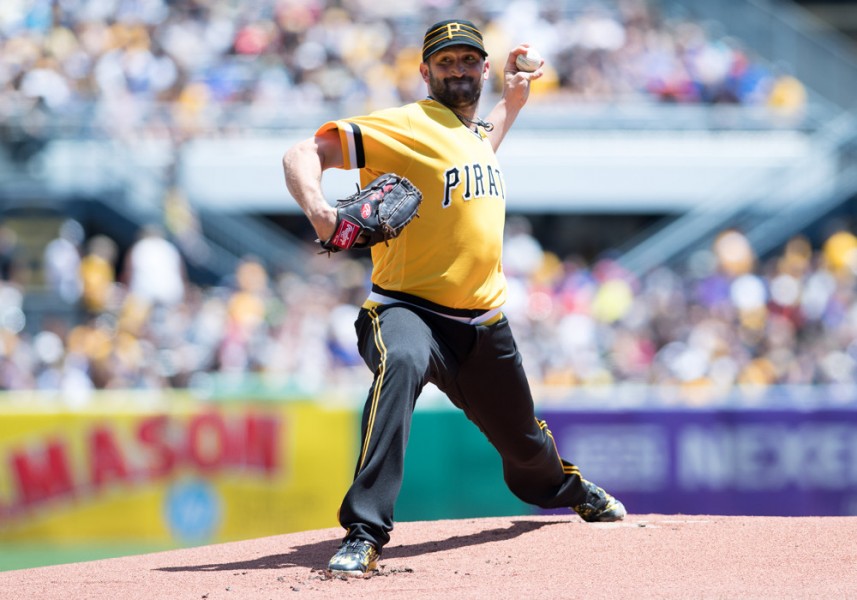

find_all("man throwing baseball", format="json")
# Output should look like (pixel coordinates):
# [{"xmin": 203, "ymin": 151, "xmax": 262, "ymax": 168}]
[{"xmin": 282, "ymin": 18, "xmax": 626, "ymax": 578}]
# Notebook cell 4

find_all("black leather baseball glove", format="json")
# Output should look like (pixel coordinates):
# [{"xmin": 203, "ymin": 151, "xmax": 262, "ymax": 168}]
[{"xmin": 319, "ymin": 173, "xmax": 422, "ymax": 253}]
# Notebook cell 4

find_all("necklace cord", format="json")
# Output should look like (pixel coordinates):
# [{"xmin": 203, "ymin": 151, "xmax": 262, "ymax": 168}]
[{"xmin": 427, "ymin": 96, "xmax": 495, "ymax": 132}]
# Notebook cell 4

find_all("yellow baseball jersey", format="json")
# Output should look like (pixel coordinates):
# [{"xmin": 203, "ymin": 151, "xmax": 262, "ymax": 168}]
[{"xmin": 317, "ymin": 98, "xmax": 507, "ymax": 311}]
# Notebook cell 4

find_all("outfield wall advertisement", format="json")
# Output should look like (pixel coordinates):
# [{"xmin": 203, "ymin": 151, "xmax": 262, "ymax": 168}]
[
  {"xmin": 0, "ymin": 394, "xmax": 355, "ymax": 545},
  {"xmin": 542, "ymin": 408, "xmax": 857, "ymax": 517},
  {"xmin": 399, "ymin": 406, "xmax": 857, "ymax": 519},
  {"xmin": 2, "ymin": 392, "xmax": 857, "ymax": 550}
]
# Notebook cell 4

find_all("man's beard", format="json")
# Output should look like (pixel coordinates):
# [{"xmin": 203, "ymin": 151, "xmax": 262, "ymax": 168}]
[{"xmin": 428, "ymin": 70, "xmax": 483, "ymax": 110}]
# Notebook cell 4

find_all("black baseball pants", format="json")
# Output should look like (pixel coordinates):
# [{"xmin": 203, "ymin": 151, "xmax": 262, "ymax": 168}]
[{"xmin": 337, "ymin": 303, "xmax": 589, "ymax": 550}]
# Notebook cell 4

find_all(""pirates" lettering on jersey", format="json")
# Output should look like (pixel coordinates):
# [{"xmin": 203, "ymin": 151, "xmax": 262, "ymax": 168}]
[{"xmin": 442, "ymin": 164, "xmax": 504, "ymax": 208}]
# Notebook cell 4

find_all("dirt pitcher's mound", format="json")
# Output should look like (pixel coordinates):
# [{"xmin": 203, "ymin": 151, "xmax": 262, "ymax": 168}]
[{"xmin": 1, "ymin": 514, "xmax": 856, "ymax": 599}]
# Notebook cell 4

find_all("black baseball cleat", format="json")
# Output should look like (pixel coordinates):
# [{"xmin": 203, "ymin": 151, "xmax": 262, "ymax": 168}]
[
  {"xmin": 572, "ymin": 480, "xmax": 627, "ymax": 522},
  {"xmin": 327, "ymin": 539, "xmax": 380, "ymax": 577}
]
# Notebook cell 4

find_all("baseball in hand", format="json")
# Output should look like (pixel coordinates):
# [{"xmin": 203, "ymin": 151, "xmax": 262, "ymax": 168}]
[{"xmin": 515, "ymin": 47, "xmax": 542, "ymax": 73}]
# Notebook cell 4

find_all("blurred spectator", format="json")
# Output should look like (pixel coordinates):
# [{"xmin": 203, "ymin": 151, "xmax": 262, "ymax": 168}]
[
  {"xmin": 821, "ymin": 227, "xmax": 857, "ymax": 277},
  {"xmin": 713, "ymin": 228, "xmax": 756, "ymax": 277},
  {"xmin": 0, "ymin": 225, "xmax": 23, "ymax": 282},
  {"xmin": 219, "ymin": 255, "xmax": 271, "ymax": 373},
  {"xmin": 43, "ymin": 218, "xmax": 84, "ymax": 304},
  {"xmin": 164, "ymin": 184, "xmax": 210, "ymax": 267},
  {"xmin": 122, "ymin": 223, "xmax": 186, "ymax": 307},
  {"xmin": 767, "ymin": 70, "xmax": 808, "ymax": 122},
  {"xmin": 80, "ymin": 234, "xmax": 119, "ymax": 315}
]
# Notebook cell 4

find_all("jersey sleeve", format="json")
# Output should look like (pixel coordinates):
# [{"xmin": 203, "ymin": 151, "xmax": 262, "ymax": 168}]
[
  {"xmin": 316, "ymin": 108, "xmax": 416, "ymax": 178},
  {"xmin": 315, "ymin": 120, "xmax": 366, "ymax": 170}
]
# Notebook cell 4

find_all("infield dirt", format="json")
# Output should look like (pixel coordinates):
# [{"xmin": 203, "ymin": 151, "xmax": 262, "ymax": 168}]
[{"xmin": 1, "ymin": 514, "xmax": 855, "ymax": 599}]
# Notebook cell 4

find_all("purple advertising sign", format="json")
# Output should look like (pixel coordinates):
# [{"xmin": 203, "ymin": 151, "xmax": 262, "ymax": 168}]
[{"xmin": 540, "ymin": 409, "xmax": 857, "ymax": 516}]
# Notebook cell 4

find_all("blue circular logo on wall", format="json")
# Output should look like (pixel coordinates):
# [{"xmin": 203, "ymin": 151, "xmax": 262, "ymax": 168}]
[{"xmin": 165, "ymin": 479, "xmax": 221, "ymax": 543}]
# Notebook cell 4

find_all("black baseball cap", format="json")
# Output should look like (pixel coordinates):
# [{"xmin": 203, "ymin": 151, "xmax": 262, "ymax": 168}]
[{"xmin": 422, "ymin": 19, "xmax": 488, "ymax": 62}]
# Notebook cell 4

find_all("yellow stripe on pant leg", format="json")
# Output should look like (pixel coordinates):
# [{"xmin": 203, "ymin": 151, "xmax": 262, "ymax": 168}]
[
  {"xmin": 357, "ymin": 307, "xmax": 387, "ymax": 472},
  {"xmin": 538, "ymin": 418, "xmax": 577, "ymax": 473}
]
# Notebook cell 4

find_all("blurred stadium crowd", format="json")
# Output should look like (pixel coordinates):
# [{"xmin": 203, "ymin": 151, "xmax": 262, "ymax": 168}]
[
  {"xmin": 1, "ymin": 217, "xmax": 857, "ymax": 402},
  {"xmin": 0, "ymin": 0, "xmax": 807, "ymax": 148},
  {"xmin": 0, "ymin": 0, "xmax": 839, "ymax": 402}
]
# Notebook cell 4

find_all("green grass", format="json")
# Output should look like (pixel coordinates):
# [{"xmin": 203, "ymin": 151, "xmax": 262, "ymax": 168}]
[{"xmin": 0, "ymin": 543, "xmax": 177, "ymax": 572}]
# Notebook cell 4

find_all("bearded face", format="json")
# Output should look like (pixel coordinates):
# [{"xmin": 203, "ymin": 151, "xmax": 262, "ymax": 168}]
[
  {"xmin": 426, "ymin": 66, "xmax": 483, "ymax": 109},
  {"xmin": 423, "ymin": 47, "xmax": 487, "ymax": 110}
]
